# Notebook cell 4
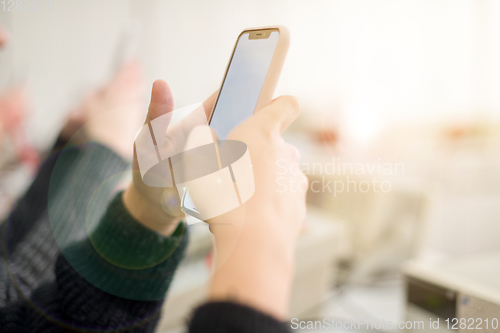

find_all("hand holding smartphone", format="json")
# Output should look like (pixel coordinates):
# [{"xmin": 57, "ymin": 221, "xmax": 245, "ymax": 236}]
[{"xmin": 182, "ymin": 26, "xmax": 290, "ymax": 219}]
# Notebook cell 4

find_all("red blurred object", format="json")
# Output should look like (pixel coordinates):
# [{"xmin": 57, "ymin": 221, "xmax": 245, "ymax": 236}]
[
  {"xmin": 205, "ymin": 251, "xmax": 213, "ymax": 269},
  {"xmin": 0, "ymin": 87, "xmax": 39, "ymax": 168},
  {"xmin": 0, "ymin": 87, "xmax": 26, "ymax": 128},
  {"xmin": 0, "ymin": 22, "xmax": 9, "ymax": 49}
]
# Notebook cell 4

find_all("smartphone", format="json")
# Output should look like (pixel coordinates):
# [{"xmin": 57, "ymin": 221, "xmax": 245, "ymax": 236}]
[{"xmin": 181, "ymin": 26, "xmax": 290, "ymax": 220}]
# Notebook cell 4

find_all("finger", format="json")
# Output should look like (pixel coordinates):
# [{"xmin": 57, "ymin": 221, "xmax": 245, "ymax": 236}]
[
  {"xmin": 258, "ymin": 95, "xmax": 301, "ymax": 133},
  {"xmin": 122, "ymin": 61, "xmax": 143, "ymax": 87},
  {"xmin": 116, "ymin": 60, "xmax": 140, "ymax": 80},
  {"xmin": 145, "ymin": 80, "xmax": 174, "ymax": 123},
  {"xmin": 202, "ymin": 90, "xmax": 219, "ymax": 121}
]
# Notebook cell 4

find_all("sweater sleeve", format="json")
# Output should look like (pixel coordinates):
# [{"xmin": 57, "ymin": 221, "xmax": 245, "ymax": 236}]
[
  {"xmin": 0, "ymin": 139, "xmax": 129, "ymax": 307},
  {"xmin": 188, "ymin": 302, "xmax": 290, "ymax": 333},
  {"xmin": 0, "ymin": 192, "xmax": 188, "ymax": 333}
]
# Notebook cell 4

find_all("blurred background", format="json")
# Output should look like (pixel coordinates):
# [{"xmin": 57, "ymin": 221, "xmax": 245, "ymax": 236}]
[{"xmin": 1, "ymin": 0, "xmax": 499, "ymax": 332}]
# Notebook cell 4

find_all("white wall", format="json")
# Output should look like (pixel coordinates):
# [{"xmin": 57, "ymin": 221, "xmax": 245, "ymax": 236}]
[
  {"xmin": 0, "ymin": 0, "xmax": 134, "ymax": 148},
  {"xmin": 1, "ymin": 0, "xmax": 500, "ymax": 150}
]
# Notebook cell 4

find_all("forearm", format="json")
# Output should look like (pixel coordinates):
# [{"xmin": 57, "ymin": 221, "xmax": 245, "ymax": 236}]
[
  {"xmin": 207, "ymin": 207, "xmax": 296, "ymax": 320},
  {"xmin": 209, "ymin": 229, "xmax": 295, "ymax": 320},
  {"xmin": 1, "ymin": 192, "xmax": 189, "ymax": 332},
  {"xmin": 0, "ymin": 139, "xmax": 129, "ymax": 306},
  {"xmin": 0, "ymin": 252, "xmax": 167, "ymax": 333},
  {"xmin": 63, "ymin": 191, "xmax": 188, "ymax": 300},
  {"xmin": 57, "ymin": 192, "xmax": 188, "ymax": 327}
]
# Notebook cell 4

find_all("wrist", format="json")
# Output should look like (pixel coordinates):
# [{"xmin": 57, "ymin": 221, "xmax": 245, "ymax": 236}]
[
  {"xmin": 209, "ymin": 217, "xmax": 296, "ymax": 319},
  {"xmin": 122, "ymin": 184, "xmax": 181, "ymax": 237},
  {"xmin": 210, "ymin": 242, "xmax": 295, "ymax": 320}
]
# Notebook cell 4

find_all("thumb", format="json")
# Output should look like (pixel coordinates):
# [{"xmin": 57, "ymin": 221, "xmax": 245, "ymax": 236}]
[
  {"xmin": 133, "ymin": 80, "xmax": 173, "ymax": 176},
  {"xmin": 145, "ymin": 80, "xmax": 174, "ymax": 123}
]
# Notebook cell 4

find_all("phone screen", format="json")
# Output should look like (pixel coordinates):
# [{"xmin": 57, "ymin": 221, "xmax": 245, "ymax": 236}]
[
  {"xmin": 183, "ymin": 30, "xmax": 280, "ymax": 217},
  {"xmin": 209, "ymin": 30, "xmax": 280, "ymax": 139}
]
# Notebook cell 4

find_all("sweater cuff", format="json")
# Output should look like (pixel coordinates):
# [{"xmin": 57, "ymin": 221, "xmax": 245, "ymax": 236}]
[
  {"xmin": 61, "ymin": 192, "xmax": 189, "ymax": 301},
  {"xmin": 89, "ymin": 191, "xmax": 184, "ymax": 270},
  {"xmin": 189, "ymin": 301, "xmax": 290, "ymax": 333}
]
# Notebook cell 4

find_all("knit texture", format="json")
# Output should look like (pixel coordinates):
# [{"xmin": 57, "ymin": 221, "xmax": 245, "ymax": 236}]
[
  {"xmin": 0, "ymin": 138, "xmax": 70, "ymax": 307},
  {"xmin": 0, "ymin": 192, "xmax": 189, "ymax": 332},
  {"xmin": 63, "ymin": 193, "xmax": 188, "ymax": 301},
  {"xmin": 1, "ymin": 137, "xmax": 290, "ymax": 333},
  {"xmin": 0, "ymin": 139, "xmax": 188, "ymax": 332},
  {"xmin": 189, "ymin": 301, "xmax": 290, "ymax": 333}
]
